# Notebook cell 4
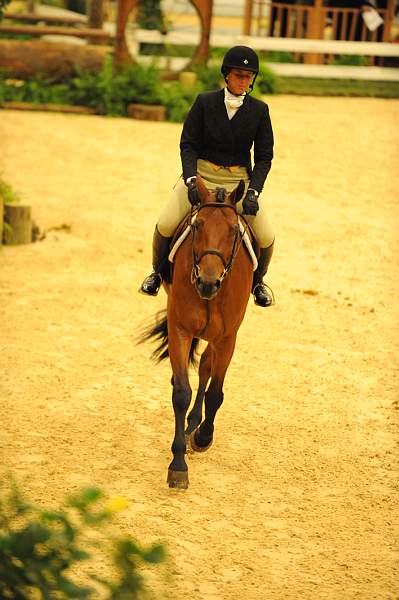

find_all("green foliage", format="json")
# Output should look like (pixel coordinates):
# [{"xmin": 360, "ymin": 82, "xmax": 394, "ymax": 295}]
[
  {"xmin": 64, "ymin": 0, "xmax": 86, "ymax": 15},
  {"xmin": 136, "ymin": 0, "xmax": 166, "ymax": 32},
  {"xmin": 0, "ymin": 176, "xmax": 21, "ymax": 204},
  {"xmin": 265, "ymin": 51, "xmax": 296, "ymax": 64},
  {"xmin": 0, "ymin": 478, "xmax": 167, "ymax": 600},
  {"xmin": 160, "ymin": 80, "xmax": 201, "ymax": 122},
  {"xmin": 278, "ymin": 76, "xmax": 399, "ymax": 98},
  {"xmin": 0, "ymin": 55, "xmax": 279, "ymax": 121},
  {"xmin": 209, "ymin": 47, "xmax": 230, "ymax": 60},
  {"xmin": 0, "ymin": 77, "xmax": 73, "ymax": 104},
  {"xmin": 192, "ymin": 63, "xmax": 224, "ymax": 92},
  {"xmin": 139, "ymin": 43, "xmax": 195, "ymax": 58},
  {"xmin": 0, "ymin": 59, "xmax": 165, "ymax": 115},
  {"xmin": 0, "ymin": 31, "xmax": 35, "ymax": 39},
  {"xmin": 0, "ymin": 0, "xmax": 10, "ymax": 21},
  {"xmin": 257, "ymin": 64, "xmax": 280, "ymax": 94},
  {"xmin": 3, "ymin": 55, "xmax": 395, "ymax": 120},
  {"xmin": 332, "ymin": 54, "xmax": 368, "ymax": 66},
  {"xmin": 42, "ymin": 0, "xmax": 65, "ymax": 7},
  {"xmin": 63, "ymin": 58, "xmax": 164, "ymax": 115}
]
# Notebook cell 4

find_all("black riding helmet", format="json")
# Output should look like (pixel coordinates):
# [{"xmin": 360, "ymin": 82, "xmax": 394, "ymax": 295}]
[{"xmin": 221, "ymin": 46, "xmax": 260, "ymax": 92}]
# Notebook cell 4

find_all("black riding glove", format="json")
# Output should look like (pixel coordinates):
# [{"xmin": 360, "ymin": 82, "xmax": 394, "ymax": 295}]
[
  {"xmin": 187, "ymin": 177, "xmax": 200, "ymax": 207},
  {"xmin": 242, "ymin": 188, "xmax": 259, "ymax": 216}
]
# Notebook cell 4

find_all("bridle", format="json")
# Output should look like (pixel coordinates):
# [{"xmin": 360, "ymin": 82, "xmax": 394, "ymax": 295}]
[{"xmin": 190, "ymin": 202, "xmax": 246, "ymax": 288}]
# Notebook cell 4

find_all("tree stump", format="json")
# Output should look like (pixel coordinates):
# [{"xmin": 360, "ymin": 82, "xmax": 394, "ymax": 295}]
[
  {"xmin": 0, "ymin": 199, "xmax": 3, "ymax": 246},
  {"xmin": 127, "ymin": 104, "xmax": 166, "ymax": 121},
  {"xmin": 179, "ymin": 71, "xmax": 197, "ymax": 91},
  {"xmin": 4, "ymin": 204, "xmax": 32, "ymax": 245}
]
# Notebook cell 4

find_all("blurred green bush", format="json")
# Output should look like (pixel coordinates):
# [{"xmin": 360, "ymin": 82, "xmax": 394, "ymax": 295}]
[
  {"xmin": 0, "ymin": 56, "xmax": 279, "ymax": 121},
  {"xmin": 0, "ymin": 176, "xmax": 21, "ymax": 204},
  {"xmin": 136, "ymin": 0, "xmax": 167, "ymax": 32},
  {"xmin": 332, "ymin": 54, "xmax": 368, "ymax": 66},
  {"xmin": 0, "ymin": 477, "xmax": 166, "ymax": 599},
  {"xmin": 0, "ymin": 0, "xmax": 10, "ymax": 21}
]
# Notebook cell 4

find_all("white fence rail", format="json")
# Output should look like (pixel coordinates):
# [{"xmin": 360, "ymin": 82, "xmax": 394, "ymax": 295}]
[{"xmin": 131, "ymin": 29, "xmax": 399, "ymax": 81}]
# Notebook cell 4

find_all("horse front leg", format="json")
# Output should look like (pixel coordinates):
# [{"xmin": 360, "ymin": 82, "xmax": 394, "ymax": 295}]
[
  {"xmin": 191, "ymin": 334, "xmax": 237, "ymax": 452},
  {"xmin": 186, "ymin": 343, "xmax": 212, "ymax": 437},
  {"xmin": 167, "ymin": 328, "xmax": 192, "ymax": 489}
]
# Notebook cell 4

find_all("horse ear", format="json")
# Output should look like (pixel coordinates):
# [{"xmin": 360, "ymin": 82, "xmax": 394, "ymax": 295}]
[
  {"xmin": 196, "ymin": 175, "xmax": 209, "ymax": 203},
  {"xmin": 230, "ymin": 179, "xmax": 245, "ymax": 204}
]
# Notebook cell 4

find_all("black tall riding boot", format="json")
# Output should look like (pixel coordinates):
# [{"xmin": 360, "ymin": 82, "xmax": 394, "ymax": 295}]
[
  {"xmin": 139, "ymin": 227, "xmax": 172, "ymax": 296},
  {"xmin": 252, "ymin": 242, "xmax": 275, "ymax": 307}
]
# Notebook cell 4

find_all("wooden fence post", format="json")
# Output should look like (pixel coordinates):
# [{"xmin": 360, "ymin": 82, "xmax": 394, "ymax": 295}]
[
  {"xmin": 305, "ymin": 0, "xmax": 324, "ymax": 64},
  {"xmin": 383, "ymin": 0, "xmax": 395, "ymax": 42},
  {"xmin": 243, "ymin": 0, "xmax": 253, "ymax": 35}
]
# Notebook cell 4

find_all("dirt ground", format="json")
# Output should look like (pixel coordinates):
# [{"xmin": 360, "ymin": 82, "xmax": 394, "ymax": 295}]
[{"xmin": 1, "ymin": 96, "xmax": 398, "ymax": 599}]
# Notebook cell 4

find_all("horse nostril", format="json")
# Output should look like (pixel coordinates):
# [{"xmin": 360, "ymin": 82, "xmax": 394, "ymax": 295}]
[{"xmin": 215, "ymin": 280, "xmax": 221, "ymax": 290}]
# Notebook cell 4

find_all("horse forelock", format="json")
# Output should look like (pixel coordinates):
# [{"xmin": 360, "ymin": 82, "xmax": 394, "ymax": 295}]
[
  {"xmin": 215, "ymin": 187, "xmax": 227, "ymax": 203},
  {"xmin": 203, "ymin": 188, "xmax": 236, "ymax": 208}
]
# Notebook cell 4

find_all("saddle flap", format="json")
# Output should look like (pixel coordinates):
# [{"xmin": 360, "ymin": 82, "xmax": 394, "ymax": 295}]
[
  {"xmin": 168, "ymin": 211, "xmax": 196, "ymax": 264},
  {"xmin": 238, "ymin": 216, "xmax": 259, "ymax": 271}
]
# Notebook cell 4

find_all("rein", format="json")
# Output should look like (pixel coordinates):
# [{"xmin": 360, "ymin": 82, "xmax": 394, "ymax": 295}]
[{"xmin": 190, "ymin": 202, "xmax": 247, "ymax": 287}]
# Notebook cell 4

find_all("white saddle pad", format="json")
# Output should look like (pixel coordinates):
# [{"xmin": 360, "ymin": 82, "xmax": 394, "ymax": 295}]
[{"xmin": 168, "ymin": 213, "xmax": 258, "ymax": 271}]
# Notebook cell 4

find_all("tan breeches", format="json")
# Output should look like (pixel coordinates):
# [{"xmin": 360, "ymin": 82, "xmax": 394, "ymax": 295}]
[{"xmin": 157, "ymin": 160, "xmax": 275, "ymax": 248}]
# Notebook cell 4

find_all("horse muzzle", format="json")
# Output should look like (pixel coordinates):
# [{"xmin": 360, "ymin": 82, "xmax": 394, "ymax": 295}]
[{"xmin": 195, "ymin": 276, "xmax": 221, "ymax": 300}]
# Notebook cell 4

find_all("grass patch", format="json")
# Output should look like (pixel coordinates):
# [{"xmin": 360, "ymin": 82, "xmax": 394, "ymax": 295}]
[{"xmin": 278, "ymin": 77, "xmax": 399, "ymax": 98}]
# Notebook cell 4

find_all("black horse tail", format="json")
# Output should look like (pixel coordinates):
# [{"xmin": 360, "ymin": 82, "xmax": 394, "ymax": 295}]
[{"xmin": 139, "ymin": 310, "xmax": 200, "ymax": 368}]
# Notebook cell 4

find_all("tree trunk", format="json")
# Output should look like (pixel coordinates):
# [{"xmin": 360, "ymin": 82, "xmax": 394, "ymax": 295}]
[
  {"xmin": 27, "ymin": 0, "xmax": 36, "ymax": 13},
  {"xmin": 0, "ymin": 40, "xmax": 110, "ymax": 79},
  {"xmin": 3, "ymin": 205, "xmax": 32, "ymax": 245},
  {"xmin": 88, "ymin": 0, "xmax": 104, "ymax": 44}
]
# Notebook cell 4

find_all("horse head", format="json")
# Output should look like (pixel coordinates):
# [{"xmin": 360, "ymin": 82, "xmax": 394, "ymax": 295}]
[{"xmin": 191, "ymin": 177, "xmax": 246, "ymax": 300}]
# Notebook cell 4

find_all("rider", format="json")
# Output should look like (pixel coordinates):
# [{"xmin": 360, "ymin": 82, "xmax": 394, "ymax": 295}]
[{"xmin": 139, "ymin": 45, "xmax": 275, "ymax": 307}]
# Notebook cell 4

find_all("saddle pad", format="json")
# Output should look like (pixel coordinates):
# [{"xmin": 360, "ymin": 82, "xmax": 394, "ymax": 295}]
[{"xmin": 168, "ymin": 214, "xmax": 258, "ymax": 271}]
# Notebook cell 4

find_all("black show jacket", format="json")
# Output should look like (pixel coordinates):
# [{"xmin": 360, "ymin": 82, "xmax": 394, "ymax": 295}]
[{"xmin": 180, "ymin": 88, "xmax": 274, "ymax": 193}]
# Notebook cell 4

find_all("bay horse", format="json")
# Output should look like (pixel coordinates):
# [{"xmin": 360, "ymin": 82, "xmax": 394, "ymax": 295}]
[{"xmin": 142, "ymin": 176, "xmax": 254, "ymax": 489}]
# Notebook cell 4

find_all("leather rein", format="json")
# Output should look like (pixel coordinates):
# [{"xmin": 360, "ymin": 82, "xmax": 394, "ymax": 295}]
[{"xmin": 190, "ymin": 202, "xmax": 247, "ymax": 287}]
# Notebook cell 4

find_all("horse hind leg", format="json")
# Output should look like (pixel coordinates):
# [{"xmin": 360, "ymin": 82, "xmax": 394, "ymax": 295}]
[
  {"xmin": 190, "ymin": 381, "xmax": 223, "ymax": 452},
  {"xmin": 185, "ymin": 344, "xmax": 211, "ymax": 438},
  {"xmin": 191, "ymin": 334, "xmax": 237, "ymax": 452}
]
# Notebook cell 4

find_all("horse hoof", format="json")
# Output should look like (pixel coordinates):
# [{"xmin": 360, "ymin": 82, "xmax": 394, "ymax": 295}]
[
  {"xmin": 167, "ymin": 469, "xmax": 189, "ymax": 489},
  {"xmin": 189, "ymin": 429, "xmax": 213, "ymax": 453}
]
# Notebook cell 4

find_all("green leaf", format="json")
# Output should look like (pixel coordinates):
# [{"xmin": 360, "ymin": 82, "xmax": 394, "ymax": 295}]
[
  {"xmin": 142, "ymin": 544, "xmax": 166, "ymax": 564},
  {"xmin": 67, "ymin": 487, "xmax": 103, "ymax": 511},
  {"xmin": 69, "ymin": 548, "xmax": 90, "ymax": 562}
]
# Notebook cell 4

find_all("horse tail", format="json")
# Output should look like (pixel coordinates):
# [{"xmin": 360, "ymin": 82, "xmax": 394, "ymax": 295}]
[
  {"xmin": 189, "ymin": 337, "xmax": 200, "ymax": 369},
  {"xmin": 140, "ymin": 310, "xmax": 169, "ymax": 362},
  {"xmin": 140, "ymin": 309, "xmax": 200, "ymax": 367}
]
